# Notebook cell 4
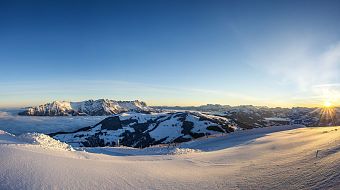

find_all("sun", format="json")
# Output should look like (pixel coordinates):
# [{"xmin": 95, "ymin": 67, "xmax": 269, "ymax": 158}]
[{"xmin": 323, "ymin": 101, "xmax": 332, "ymax": 108}]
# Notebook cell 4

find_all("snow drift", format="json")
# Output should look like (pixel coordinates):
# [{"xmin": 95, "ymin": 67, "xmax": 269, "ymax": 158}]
[
  {"xmin": 1, "ymin": 126, "xmax": 340, "ymax": 189},
  {"xmin": 0, "ymin": 130, "xmax": 74, "ymax": 151},
  {"xmin": 19, "ymin": 133, "xmax": 74, "ymax": 151}
]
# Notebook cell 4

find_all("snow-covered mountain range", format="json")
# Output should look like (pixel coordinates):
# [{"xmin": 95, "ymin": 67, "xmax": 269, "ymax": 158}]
[
  {"xmin": 51, "ymin": 112, "xmax": 238, "ymax": 148},
  {"xmin": 19, "ymin": 99, "xmax": 151, "ymax": 116},
  {"xmin": 156, "ymin": 104, "xmax": 340, "ymax": 127},
  {"xmin": 18, "ymin": 99, "xmax": 340, "ymax": 130}
]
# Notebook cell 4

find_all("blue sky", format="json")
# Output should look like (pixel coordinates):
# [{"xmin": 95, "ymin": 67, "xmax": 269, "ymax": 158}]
[{"xmin": 1, "ymin": 0, "xmax": 340, "ymax": 108}]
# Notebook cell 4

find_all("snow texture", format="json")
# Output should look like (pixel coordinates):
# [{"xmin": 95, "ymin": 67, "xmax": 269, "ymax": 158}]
[{"xmin": 1, "ymin": 125, "xmax": 340, "ymax": 189}]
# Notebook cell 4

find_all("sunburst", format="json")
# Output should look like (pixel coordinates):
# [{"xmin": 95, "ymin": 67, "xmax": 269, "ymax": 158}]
[
  {"xmin": 318, "ymin": 101, "xmax": 336, "ymax": 126},
  {"xmin": 323, "ymin": 101, "xmax": 332, "ymax": 108}
]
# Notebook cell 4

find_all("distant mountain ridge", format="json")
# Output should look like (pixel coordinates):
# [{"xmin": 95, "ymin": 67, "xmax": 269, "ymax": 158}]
[
  {"xmin": 19, "ymin": 101, "xmax": 340, "ymax": 127},
  {"xmin": 19, "ymin": 99, "xmax": 151, "ymax": 116},
  {"xmin": 153, "ymin": 104, "xmax": 232, "ymax": 112},
  {"xmin": 155, "ymin": 104, "xmax": 340, "ymax": 127}
]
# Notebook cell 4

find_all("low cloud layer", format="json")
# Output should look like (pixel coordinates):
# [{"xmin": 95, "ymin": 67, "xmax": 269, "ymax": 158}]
[{"xmin": 0, "ymin": 110, "xmax": 105, "ymax": 135}]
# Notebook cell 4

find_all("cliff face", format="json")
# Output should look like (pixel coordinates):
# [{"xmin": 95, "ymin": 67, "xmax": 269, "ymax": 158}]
[{"xmin": 19, "ymin": 99, "xmax": 151, "ymax": 116}]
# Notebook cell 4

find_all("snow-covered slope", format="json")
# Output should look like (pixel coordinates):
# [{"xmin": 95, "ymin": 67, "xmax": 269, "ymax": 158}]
[
  {"xmin": 51, "ymin": 112, "xmax": 238, "ymax": 148},
  {"xmin": 18, "ymin": 99, "xmax": 151, "ymax": 116},
  {"xmin": 0, "ymin": 130, "xmax": 73, "ymax": 151},
  {"xmin": 18, "ymin": 133, "xmax": 74, "ymax": 151},
  {"xmin": 1, "ymin": 126, "xmax": 339, "ymax": 189}
]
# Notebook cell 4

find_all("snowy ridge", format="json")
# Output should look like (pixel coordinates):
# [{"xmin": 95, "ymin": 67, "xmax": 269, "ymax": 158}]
[
  {"xmin": 0, "ymin": 130, "xmax": 18, "ymax": 144},
  {"xmin": 19, "ymin": 133, "xmax": 74, "ymax": 151},
  {"xmin": 170, "ymin": 148, "xmax": 202, "ymax": 155},
  {"xmin": 52, "ymin": 111, "xmax": 238, "ymax": 148},
  {"xmin": 0, "ymin": 130, "xmax": 74, "ymax": 151},
  {"xmin": 157, "ymin": 104, "xmax": 337, "ymax": 127},
  {"xmin": 1, "ymin": 126, "xmax": 340, "ymax": 189},
  {"xmin": 0, "ymin": 130, "xmax": 13, "ymax": 136},
  {"xmin": 82, "ymin": 146, "xmax": 202, "ymax": 156},
  {"xmin": 19, "ymin": 99, "xmax": 152, "ymax": 116}
]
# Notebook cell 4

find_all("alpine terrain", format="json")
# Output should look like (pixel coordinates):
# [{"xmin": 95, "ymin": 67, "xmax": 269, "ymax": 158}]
[{"xmin": 19, "ymin": 99, "xmax": 151, "ymax": 116}]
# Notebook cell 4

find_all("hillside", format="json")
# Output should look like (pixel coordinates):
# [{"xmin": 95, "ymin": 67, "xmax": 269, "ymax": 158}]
[
  {"xmin": 1, "ymin": 126, "xmax": 339, "ymax": 189},
  {"xmin": 51, "ymin": 111, "xmax": 238, "ymax": 148}
]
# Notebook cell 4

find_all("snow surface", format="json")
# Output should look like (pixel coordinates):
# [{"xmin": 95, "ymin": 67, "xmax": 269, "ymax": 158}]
[
  {"xmin": 18, "ymin": 133, "xmax": 74, "ymax": 151},
  {"xmin": 0, "ymin": 130, "xmax": 74, "ymax": 151},
  {"xmin": 1, "ymin": 125, "xmax": 340, "ymax": 189}
]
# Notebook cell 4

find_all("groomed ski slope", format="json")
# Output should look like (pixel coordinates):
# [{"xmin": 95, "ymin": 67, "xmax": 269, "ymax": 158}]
[{"xmin": 0, "ymin": 125, "xmax": 340, "ymax": 190}]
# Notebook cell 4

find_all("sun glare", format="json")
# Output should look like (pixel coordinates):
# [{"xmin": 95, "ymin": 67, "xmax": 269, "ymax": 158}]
[
  {"xmin": 323, "ymin": 101, "xmax": 332, "ymax": 108},
  {"xmin": 319, "ymin": 100, "xmax": 336, "ymax": 126}
]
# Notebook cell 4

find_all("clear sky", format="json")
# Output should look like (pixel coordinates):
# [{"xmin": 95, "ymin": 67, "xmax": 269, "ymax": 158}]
[{"xmin": 1, "ymin": 0, "xmax": 340, "ymax": 108}]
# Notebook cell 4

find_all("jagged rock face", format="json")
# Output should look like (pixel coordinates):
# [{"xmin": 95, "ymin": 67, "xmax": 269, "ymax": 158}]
[
  {"xmin": 18, "ymin": 99, "xmax": 151, "ymax": 116},
  {"xmin": 50, "ymin": 112, "xmax": 238, "ymax": 148}
]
